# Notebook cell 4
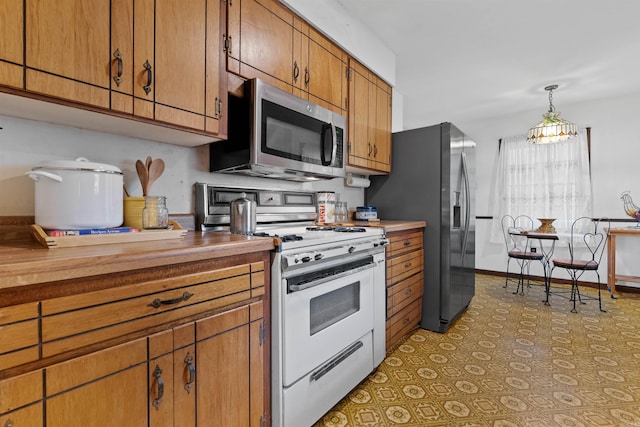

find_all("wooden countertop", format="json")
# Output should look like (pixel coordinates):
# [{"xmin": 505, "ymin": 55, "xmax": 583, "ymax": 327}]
[
  {"xmin": 353, "ymin": 220, "xmax": 426, "ymax": 233},
  {"xmin": 0, "ymin": 219, "xmax": 424, "ymax": 294},
  {"xmin": 0, "ymin": 231, "xmax": 275, "ymax": 291}
]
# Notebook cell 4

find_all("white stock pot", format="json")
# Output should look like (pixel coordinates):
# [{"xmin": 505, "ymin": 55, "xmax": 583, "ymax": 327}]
[{"xmin": 26, "ymin": 157, "xmax": 124, "ymax": 229}]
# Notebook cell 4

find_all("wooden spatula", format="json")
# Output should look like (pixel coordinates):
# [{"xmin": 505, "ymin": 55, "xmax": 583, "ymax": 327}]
[{"xmin": 146, "ymin": 158, "xmax": 165, "ymax": 196}]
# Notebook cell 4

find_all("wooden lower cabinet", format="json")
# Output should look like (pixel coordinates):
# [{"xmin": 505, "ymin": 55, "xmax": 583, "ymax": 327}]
[
  {"xmin": 0, "ymin": 255, "xmax": 269, "ymax": 427},
  {"xmin": 385, "ymin": 228, "xmax": 425, "ymax": 351}
]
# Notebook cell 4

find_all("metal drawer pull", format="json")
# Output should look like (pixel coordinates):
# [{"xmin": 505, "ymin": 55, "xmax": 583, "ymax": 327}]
[
  {"xmin": 404, "ymin": 262, "xmax": 412, "ymax": 268},
  {"xmin": 152, "ymin": 365, "xmax": 164, "ymax": 408},
  {"xmin": 310, "ymin": 340, "xmax": 364, "ymax": 382},
  {"xmin": 143, "ymin": 60, "xmax": 153, "ymax": 95},
  {"xmin": 403, "ymin": 240, "xmax": 411, "ymax": 246},
  {"xmin": 113, "ymin": 49, "xmax": 123, "ymax": 86},
  {"xmin": 184, "ymin": 352, "xmax": 196, "ymax": 393},
  {"xmin": 293, "ymin": 61, "xmax": 300, "ymax": 82},
  {"xmin": 148, "ymin": 291, "xmax": 194, "ymax": 308}
]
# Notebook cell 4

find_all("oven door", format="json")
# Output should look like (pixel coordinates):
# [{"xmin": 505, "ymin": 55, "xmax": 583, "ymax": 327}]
[{"xmin": 282, "ymin": 258, "xmax": 375, "ymax": 386}]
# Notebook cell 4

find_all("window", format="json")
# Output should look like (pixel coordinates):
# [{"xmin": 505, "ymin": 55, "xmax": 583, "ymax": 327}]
[{"xmin": 491, "ymin": 129, "xmax": 592, "ymax": 238}]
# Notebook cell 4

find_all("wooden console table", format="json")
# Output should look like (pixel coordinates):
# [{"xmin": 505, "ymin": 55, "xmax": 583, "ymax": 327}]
[{"xmin": 607, "ymin": 227, "xmax": 640, "ymax": 297}]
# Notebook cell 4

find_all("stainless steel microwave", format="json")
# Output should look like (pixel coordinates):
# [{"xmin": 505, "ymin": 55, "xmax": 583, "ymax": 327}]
[{"xmin": 209, "ymin": 78, "xmax": 346, "ymax": 181}]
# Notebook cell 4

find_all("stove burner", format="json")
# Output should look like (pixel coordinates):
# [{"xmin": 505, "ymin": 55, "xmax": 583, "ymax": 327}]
[
  {"xmin": 306, "ymin": 226, "xmax": 334, "ymax": 231},
  {"xmin": 334, "ymin": 226, "xmax": 367, "ymax": 233},
  {"xmin": 278, "ymin": 234, "xmax": 304, "ymax": 242},
  {"xmin": 252, "ymin": 232, "xmax": 271, "ymax": 237}
]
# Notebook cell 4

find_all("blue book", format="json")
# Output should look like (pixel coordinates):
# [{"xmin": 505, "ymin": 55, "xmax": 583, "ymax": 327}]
[{"xmin": 48, "ymin": 227, "xmax": 139, "ymax": 236}]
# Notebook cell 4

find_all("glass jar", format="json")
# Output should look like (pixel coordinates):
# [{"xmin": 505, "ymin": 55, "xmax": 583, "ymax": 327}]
[
  {"xmin": 335, "ymin": 201, "xmax": 348, "ymax": 223},
  {"xmin": 142, "ymin": 196, "xmax": 169, "ymax": 229}
]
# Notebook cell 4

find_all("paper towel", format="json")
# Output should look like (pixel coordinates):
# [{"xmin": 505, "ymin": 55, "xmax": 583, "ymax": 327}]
[{"xmin": 345, "ymin": 174, "xmax": 371, "ymax": 188}]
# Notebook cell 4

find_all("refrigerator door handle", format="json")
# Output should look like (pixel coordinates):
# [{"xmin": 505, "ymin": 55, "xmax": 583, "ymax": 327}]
[{"xmin": 461, "ymin": 152, "xmax": 471, "ymax": 260}]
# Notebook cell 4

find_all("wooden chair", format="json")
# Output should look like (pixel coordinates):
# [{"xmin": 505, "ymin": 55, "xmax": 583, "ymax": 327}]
[
  {"xmin": 548, "ymin": 217, "xmax": 610, "ymax": 313},
  {"xmin": 501, "ymin": 215, "xmax": 544, "ymax": 295}
]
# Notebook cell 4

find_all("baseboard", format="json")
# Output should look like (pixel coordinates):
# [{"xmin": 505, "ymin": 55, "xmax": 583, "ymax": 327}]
[{"xmin": 474, "ymin": 268, "xmax": 640, "ymax": 294}]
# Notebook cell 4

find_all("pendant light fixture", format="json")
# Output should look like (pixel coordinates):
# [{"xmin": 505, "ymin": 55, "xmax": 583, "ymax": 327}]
[{"xmin": 527, "ymin": 84, "xmax": 577, "ymax": 144}]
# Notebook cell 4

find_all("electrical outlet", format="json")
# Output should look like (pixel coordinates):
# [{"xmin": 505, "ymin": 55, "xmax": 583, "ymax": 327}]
[{"xmin": 531, "ymin": 247, "xmax": 537, "ymax": 253}]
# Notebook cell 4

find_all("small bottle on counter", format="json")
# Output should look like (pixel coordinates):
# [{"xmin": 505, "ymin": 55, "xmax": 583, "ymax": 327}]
[
  {"xmin": 335, "ymin": 201, "xmax": 348, "ymax": 223},
  {"xmin": 142, "ymin": 196, "xmax": 169, "ymax": 229}
]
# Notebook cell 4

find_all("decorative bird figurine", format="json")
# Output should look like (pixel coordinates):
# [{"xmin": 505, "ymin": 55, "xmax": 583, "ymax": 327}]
[{"xmin": 621, "ymin": 191, "xmax": 640, "ymax": 227}]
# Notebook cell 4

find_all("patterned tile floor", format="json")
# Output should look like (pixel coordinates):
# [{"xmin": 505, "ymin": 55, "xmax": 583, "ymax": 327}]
[{"xmin": 313, "ymin": 274, "xmax": 640, "ymax": 427}]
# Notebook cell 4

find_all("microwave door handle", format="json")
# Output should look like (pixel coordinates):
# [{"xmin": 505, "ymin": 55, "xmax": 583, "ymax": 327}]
[{"xmin": 320, "ymin": 123, "xmax": 333, "ymax": 166}]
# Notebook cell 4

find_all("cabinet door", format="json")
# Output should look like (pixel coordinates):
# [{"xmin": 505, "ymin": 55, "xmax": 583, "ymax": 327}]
[
  {"xmin": 133, "ymin": 0, "xmax": 155, "ymax": 119},
  {"xmin": 196, "ymin": 306, "xmax": 252, "ymax": 427},
  {"xmin": 205, "ymin": 0, "xmax": 227, "ymax": 136},
  {"xmin": 45, "ymin": 338, "xmax": 148, "ymax": 427},
  {"xmin": 154, "ymin": 0, "xmax": 206, "ymax": 130},
  {"xmin": 227, "ymin": 0, "xmax": 295, "ymax": 89},
  {"xmin": 307, "ymin": 28, "xmax": 347, "ymax": 114},
  {"xmin": 0, "ymin": 370, "xmax": 43, "ymax": 427},
  {"xmin": 372, "ymin": 81, "xmax": 392, "ymax": 172},
  {"xmin": 172, "ymin": 324, "xmax": 197, "ymax": 427},
  {"xmin": 347, "ymin": 58, "xmax": 392, "ymax": 173},
  {"xmin": 110, "ymin": 0, "xmax": 135, "ymax": 114},
  {"xmin": 0, "ymin": 0, "xmax": 23, "ymax": 88},
  {"xmin": 25, "ymin": 0, "xmax": 113, "ymax": 108},
  {"xmin": 348, "ymin": 60, "xmax": 372, "ymax": 169}
]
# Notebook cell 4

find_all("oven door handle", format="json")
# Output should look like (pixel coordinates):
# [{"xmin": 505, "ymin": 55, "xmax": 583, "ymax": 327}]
[
  {"xmin": 310, "ymin": 340, "xmax": 364, "ymax": 382},
  {"xmin": 287, "ymin": 262, "xmax": 376, "ymax": 293}
]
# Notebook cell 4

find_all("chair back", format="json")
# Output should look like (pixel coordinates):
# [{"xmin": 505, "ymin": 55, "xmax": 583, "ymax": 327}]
[
  {"xmin": 501, "ymin": 215, "xmax": 535, "ymax": 255},
  {"xmin": 567, "ymin": 217, "xmax": 610, "ymax": 265}
]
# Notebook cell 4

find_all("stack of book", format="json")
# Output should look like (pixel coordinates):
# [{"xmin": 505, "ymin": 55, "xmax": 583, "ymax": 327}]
[{"xmin": 47, "ymin": 227, "xmax": 139, "ymax": 237}]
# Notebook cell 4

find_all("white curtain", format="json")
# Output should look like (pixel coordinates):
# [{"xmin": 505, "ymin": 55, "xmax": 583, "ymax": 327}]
[{"xmin": 490, "ymin": 129, "xmax": 592, "ymax": 240}]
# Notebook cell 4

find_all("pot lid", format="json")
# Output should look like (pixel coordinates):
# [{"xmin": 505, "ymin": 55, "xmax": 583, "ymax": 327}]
[{"xmin": 32, "ymin": 157, "xmax": 123, "ymax": 174}]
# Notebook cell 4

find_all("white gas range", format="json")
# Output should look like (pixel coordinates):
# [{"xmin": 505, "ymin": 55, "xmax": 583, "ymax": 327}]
[{"xmin": 195, "ymin": 183, "xmax": 387, "ymax": 427}]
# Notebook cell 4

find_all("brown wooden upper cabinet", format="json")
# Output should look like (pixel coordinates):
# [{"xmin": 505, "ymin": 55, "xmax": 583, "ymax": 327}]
[
  {"xmin": 225, "ymin": 0, "xmax": 347, "ymax": 115},
  {"xmin": 0, "ymin": 0, "xmax": 24, "ymax": 89},
  {"xmin": 347, "ymin": 58, "xmax": 392, "ymax": 173},
  {"xmin": 20, "ymin": 0, "xmax": 226, "ymax": 138}
]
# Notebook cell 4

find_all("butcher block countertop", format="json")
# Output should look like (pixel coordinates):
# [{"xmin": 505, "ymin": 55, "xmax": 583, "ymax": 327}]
[
  {"xmin": 354, "ymin": 220, "xmax": 426, "ymax": 233},
  {"xmin": 0, "ymin": 230, "xmax": 275, "ymax": 293},
  {"xmin": 0, "ymin": 219, "xmax": 424, "ymax": 299}
]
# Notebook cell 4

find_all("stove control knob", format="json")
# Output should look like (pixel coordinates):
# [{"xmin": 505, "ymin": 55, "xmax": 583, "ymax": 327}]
[
  {"xmin": 348, "ymin": 246, "xmax": 356, "ymax": 253},
  {"xmin": 379, "ymin": 240, "xmax": 388, "ymax": 246},
  {"xmin": 373, "ymin": 242, "xmax": 379, "ymax": 247},
  {"xmin": 301, "ymin": 256, "xmax": 312, "ymax": 263},
  {"xmin": 314, "ymin": 253, "xmax": 323, "ymax": 261}
]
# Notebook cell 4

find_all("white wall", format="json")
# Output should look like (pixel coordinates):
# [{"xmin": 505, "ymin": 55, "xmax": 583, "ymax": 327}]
[
  {"xmin": 0, "ymin": 114, "xmax": 365, "ymax": 218},
  {"xmin": 457, "ymin": 91, "xmax": 640, "ymax": 284}
]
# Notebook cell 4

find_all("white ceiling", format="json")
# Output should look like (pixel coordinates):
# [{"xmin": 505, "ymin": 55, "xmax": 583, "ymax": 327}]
[{"xmin": 335, "ymin": 0, "xmax": 640, "ymax": 130}]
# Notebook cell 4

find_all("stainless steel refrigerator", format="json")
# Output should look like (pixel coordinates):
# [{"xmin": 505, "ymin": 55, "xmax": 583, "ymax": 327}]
[{"xmin": 367, "ymin": 122, "xmax": 476, "ymax": 333}]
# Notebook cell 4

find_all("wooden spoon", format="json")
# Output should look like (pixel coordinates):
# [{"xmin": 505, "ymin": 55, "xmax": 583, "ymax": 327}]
[
  {"xmin": 146, "ymin": 158, "xmax": 165, "ymax": 196},
  {"xmin": 136, "ymin": 159, "xmax": 148, "ymax": 196},
  {"xmin": 145, "ymin": 156, "xmax": 153, "ymax": 172}
]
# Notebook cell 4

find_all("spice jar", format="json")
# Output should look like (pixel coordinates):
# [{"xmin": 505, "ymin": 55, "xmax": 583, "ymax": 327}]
[{"xmin": 142, "ymin": 196, "xmax": 169, "ymax": 229}]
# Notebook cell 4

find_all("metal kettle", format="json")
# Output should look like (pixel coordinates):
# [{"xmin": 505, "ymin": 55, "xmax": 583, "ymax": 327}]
[{"xmin": 230, "ymin": 193, "xmax": 256, "ymax": 235}]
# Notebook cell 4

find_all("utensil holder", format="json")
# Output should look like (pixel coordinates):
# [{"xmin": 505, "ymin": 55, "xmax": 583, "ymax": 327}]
[{"xmin": 123, "ymin": 197, "xmax": 145, "ymax": 230}]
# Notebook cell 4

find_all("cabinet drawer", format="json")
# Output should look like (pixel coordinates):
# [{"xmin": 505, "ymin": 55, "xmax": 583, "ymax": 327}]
[
  {"xmin": 387, "ymin": 272, "xmax": 423, "ymax": 318},
  {"xmin": 386, "ymin": 297, "xmax": 421, "ymax": 350},
  {"xmin": 387, "ymin": 230, "xmax": 423, "ymax": 258},
  {"xmin": 387, "ymin": 249, "xmax": 423, "ymax": 286},
  {"xmin": 41, "ymin": 262, "xmax": 264, "ymax": 357},
  {"xmin": 0, "ymin": 302, "xmax": 40, "ymax": 371}
]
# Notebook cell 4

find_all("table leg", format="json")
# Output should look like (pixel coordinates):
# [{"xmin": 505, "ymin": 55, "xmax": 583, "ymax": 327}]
[{"xmin": 607, "ymin": 234, "xmax": 618, "ymax": 298}]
